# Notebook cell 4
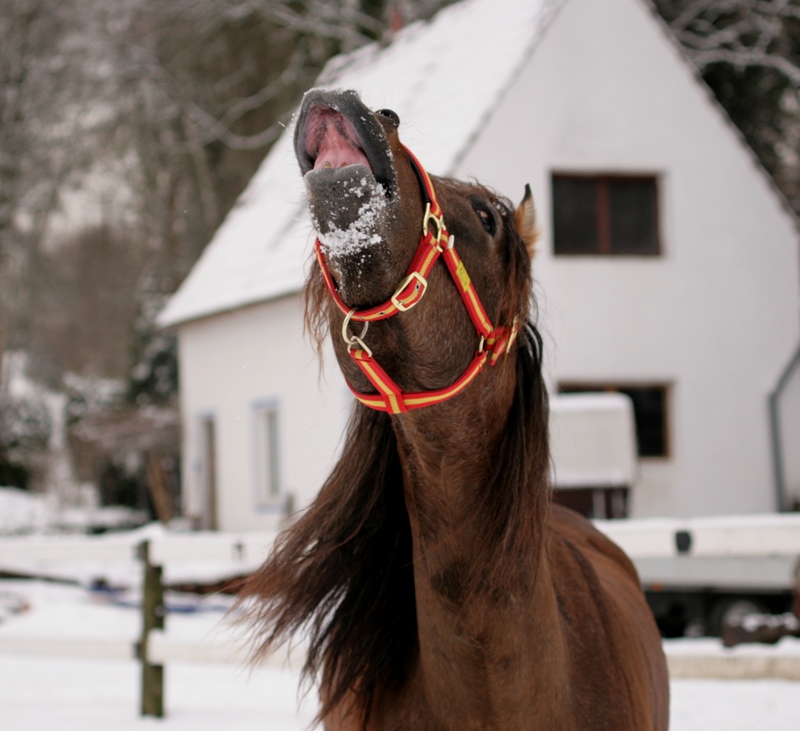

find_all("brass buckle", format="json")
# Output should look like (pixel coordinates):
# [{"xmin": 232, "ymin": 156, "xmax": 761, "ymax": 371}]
[
  {"xmin": 422, "ymin": 203, "xmax": 445, "ymax": 249},
  {"xmin": 342, "ymin": 310, "xmax": 372, "ymax": 357},
  {"xmin": 391, "ymin": 271, "xmax": 427, "ymax": 312}
]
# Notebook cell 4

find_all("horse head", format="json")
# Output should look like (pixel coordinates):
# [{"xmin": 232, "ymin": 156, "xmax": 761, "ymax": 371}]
[{"xmin": 296, "ymin": 88, "xmax": 539, "ymax": 410}]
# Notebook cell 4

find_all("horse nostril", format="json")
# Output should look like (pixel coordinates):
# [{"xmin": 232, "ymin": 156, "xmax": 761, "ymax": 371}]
[{"xmin": 376, "ymin": 109, "xmax": 400, "ymax": 128}]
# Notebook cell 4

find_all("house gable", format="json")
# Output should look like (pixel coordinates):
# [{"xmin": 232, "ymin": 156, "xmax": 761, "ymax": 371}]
[
  {"xmin": 160, "ymin": 0, "xmax": 798, "ymax": 331},
  {"xmin": 158, "ymin": 0, "xmax": 563, "ymax": 328},
  {"xmin": 167, "ymin": 0, "xmax": 800, "ymax": 524},
  {"xmin": 456, "ymin": 0, "xmax": 800, "ymax": 516}
]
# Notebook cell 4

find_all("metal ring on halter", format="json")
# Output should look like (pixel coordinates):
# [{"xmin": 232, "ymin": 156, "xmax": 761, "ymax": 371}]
[
  {"xmin": 342, "ymin": 309, "xmax": 372, "ymax": 356},
  {"xmin": 422, "ymin": 203, "xmax": 446, "ymax": 249}
]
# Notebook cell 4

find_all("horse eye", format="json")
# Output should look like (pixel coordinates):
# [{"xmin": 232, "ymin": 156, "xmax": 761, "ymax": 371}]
[
  {"xmin": 376, "ymin": 108, "xmax": 400, "ymax": 127},
  {"xmin": 473, "ymin": 202, "xmax": 497, "ymax": 236}
]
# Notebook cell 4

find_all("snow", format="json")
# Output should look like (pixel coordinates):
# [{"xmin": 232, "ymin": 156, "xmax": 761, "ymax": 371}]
[
  {"xmin": 550, "ymin": 391, "xmax": 635, "ymax": 413},
  {"xmin": 2, "ymin": 578, "xmax": 800, "ymax": 728},
  {"xmin": 666, "ymin": 635, "xmax": 800, "ymax": 659},
  {"xmin": 0, "ymin": 486, "xmax": 151, "ymax": 538},
  {"xmin": 313, "ymin": 174, "xmax": 387, "ymax": 257},
  {"xmin": 2, "ymin": 657, "xmax": 318, "ymax": 731},
  {"xmin": 669, "ymin": 678, "xmax": 800, "ymax": 729},
  {"xmin": 0, "ymin": 579, "xmax": 319, "ymax": 730},
  {"xmin": 158, "ymin": 0, "xmax": 564, "ymax": 328},
  {"xmin": 0, "ymin": 488, "xmax": 52, "ymax": 534}
]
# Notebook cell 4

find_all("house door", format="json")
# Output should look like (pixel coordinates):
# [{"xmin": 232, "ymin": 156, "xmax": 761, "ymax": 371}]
[{"xmin": 199, "ymin": 415, "xmax": 218, "ymax": 530}]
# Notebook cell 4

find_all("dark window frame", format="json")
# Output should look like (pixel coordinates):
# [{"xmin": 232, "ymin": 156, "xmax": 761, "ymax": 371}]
[
  {"xmin": 558, "ymin": 382, "xmax": 672, "ymax": 459},
  {"xmin": 551, "ymin": 172, "xmax": 662, "ymax": 257}
]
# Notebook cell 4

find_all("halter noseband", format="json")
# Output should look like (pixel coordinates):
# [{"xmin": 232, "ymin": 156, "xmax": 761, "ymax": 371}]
[{"xmin": 314, "ymin": 145, "xmax": 519, "ymax": 414}]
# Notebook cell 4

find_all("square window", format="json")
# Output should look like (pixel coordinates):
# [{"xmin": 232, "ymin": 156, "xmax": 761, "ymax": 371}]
[
  {"xmin": 253, "ymin": 403, "xmax": 281, "ymax": 505},
  {"xmin": 197, "ymin": 414, "xmax": 218, "ymax": 530},
  {"xmin": 552, "ymin": 174, "xmax": 660, "ymax": 255}
]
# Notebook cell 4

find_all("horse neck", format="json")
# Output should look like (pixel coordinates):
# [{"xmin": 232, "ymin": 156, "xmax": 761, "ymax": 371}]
[{"xmin": 389, "ymin": 360, "xmax": 567, "ymax": 725}]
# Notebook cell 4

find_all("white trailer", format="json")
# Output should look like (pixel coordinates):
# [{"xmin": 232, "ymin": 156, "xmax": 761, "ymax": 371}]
[
  {"xmin": 594, "ymin": 514, "xmax": 800, "ymax": 636},
  {"xmin": 548, "ymin": 391, "xmax": 799, "ymax": 636},
  {"xmin": 549, "ymin": 392, "xmax": 638, "ymax": 519}
]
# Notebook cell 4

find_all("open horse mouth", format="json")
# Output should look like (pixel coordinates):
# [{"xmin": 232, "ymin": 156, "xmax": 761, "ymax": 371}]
[
  {"xmin": 303, "ymin": 106, "xmax": 371, "ymax": 171},
  {"xmin": 294, "ymin": 89, "xmax": 397, "ymax": 196}
]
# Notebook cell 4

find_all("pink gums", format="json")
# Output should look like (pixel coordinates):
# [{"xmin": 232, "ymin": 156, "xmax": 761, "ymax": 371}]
[{"xmin": 304, "ymin": 106, "xmax": 371, "ymax": 171}]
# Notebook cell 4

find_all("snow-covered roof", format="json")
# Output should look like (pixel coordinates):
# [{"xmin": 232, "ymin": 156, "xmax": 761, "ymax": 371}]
[{"xmin": 158, "ymin": 0, "xmax": 563, "ymax": 328}]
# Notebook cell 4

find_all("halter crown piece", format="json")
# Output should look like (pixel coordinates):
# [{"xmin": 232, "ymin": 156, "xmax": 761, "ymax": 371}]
[{"xmin": 314, "ymin": 145, "xmax": 520, "ymax": 415}]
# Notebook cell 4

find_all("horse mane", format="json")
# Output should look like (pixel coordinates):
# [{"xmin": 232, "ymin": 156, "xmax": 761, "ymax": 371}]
[{"xmin": 236, "ymin": 184, "xmax": 550, "ymax": 728}]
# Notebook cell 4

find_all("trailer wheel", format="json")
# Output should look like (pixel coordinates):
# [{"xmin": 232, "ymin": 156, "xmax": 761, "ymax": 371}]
[{"xmin": 709, "ymin": 597, "xmax": 768, "ymax": 637}]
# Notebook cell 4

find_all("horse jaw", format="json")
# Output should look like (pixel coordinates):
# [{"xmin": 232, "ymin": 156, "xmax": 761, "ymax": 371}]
[{"xmin": 295, "ymin": 89, "xmax": 406, "ymax": 305}]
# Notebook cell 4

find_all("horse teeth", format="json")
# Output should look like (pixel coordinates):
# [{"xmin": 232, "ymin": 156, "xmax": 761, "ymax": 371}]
[{"xmin": 324, "ymin": 162, "xmax": 332, "ymax": 169}]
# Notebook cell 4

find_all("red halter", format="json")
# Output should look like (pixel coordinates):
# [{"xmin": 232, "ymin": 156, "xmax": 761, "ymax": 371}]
[{"xmin": 314, "ymin": 146, "xmax": 519, "ymax": 414}]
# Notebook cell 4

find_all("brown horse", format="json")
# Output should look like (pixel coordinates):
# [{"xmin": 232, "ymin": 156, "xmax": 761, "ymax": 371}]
[{"xmin": 239, "ymin": 89, "xmax": 669, "ymax": 730}]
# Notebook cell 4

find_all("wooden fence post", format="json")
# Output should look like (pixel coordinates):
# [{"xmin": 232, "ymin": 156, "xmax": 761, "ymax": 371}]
[{"xmin": 138, "ymin": 540, "xmax": 165, "ymax": 717}]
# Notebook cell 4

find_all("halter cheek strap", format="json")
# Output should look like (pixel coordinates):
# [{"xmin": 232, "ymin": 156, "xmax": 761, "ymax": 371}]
[{"xmin": 314, "ymin": 145, "xmax": 519, "ymax": 414}]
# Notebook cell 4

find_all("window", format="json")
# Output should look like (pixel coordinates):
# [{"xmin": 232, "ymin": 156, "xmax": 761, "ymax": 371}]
[
  {"xmin": 559, "ymin": 383, "xmax": 670, "ymax": 458},
  {"xmin": 198, "ymin": 415, "xmax": 218, "ymax": 530},
  {"xmin": 253, "ymin": 402, "xmax": 281, "ymax": 506},
  {"xmin": 552, "ymin": 174, "xmax": 660, "ymax": 255}
]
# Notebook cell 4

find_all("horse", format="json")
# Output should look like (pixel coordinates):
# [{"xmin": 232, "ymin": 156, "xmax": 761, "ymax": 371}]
[{"xmin": 238, "ymin": 88, "xmax": 670, "ymax": 730}]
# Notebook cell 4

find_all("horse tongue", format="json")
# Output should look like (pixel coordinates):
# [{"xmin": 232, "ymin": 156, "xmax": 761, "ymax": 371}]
[{"xmin": 313, "ymin": 123, "xmax": 371, "ymax": 171}]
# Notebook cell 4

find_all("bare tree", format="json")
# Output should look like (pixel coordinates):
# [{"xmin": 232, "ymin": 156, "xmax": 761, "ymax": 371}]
[
  {"xmin": 660, "ymin": 0, "xmax": 800, "ymax": 83},
  {"xmin": 0, "ymin": 0, "xmax": 117, "ymax": 368},
  {"xmin": 2, "ymin": 1, "xmax": 457, "ymax": 378},
  {"xmin": 101, "ymin": 0, "xmax": 457, "ymax": 289},
  {"xmin": 27, "ymin": 225, "xmax": 145, "ymax": 383},
  {"xmin": 655, "ymin": 0, "xmax": 800, "ymax": 213}
]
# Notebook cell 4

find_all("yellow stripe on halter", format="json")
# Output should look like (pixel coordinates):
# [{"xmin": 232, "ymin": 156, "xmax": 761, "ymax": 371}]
[
  {"xmin": 455, "ymin": 260, "xmax": 471, "ymax": 291},
  {"xmin": 359, "ymin": 359, "xmax": 403, "ymax": 415},
  {"xmin": 464, "ymin": 286, "xmax": 492, "ymax": 334}
]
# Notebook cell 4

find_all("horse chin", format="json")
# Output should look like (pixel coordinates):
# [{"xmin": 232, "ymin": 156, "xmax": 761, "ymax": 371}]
[
  {"xmin": 306, "ymin": 164, "xmax": 397, "ymax": 300},
  {"xmin": 305, "ymin": 163, "xmax": 379, "ymax": 222}
]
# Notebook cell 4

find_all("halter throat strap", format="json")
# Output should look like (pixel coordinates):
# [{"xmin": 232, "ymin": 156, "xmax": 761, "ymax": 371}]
[{"xmin": 314, "ymin": 145, "xmax": 519, "ymax": 414}]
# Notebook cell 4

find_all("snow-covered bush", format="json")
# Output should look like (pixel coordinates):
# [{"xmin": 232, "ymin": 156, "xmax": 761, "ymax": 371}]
[
  {"xmin": 63, "ymin": 372, "xmax": 125, "ymax": 426},
  {"xmin": 0, "ymin": 392, "xmax": 52, "ymax": 457},
  {"xmin": 128, "ymin": 286, "xmax": 178, "ymax": 407},
  {"xmin": 0, "ymin": 391, "xmax": 52, "ymax": 490}
]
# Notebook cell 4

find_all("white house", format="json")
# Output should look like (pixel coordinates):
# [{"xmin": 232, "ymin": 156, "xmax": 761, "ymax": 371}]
[{"xmin": 159, "ymin": 0, "xmax": 800, "ymax": 531}]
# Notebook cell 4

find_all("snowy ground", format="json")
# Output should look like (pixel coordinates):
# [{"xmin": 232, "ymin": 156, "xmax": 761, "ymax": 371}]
[
  {"xmin": 3, "ymin": 656, "xmax": 319, "ymax": 731},
  {"xmin": 2, "ymin": 580, "xmax": 800, "ymax": 729},
  {"xmin": 4, "ymin": 656, "xmax": 799, "ymax": 731}
]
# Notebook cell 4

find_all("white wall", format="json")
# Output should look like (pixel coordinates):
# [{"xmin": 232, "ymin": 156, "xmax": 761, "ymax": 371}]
[
  {"xmin": 177, "ymin": 295, "xmax": 350, "ymax": 531},
  {"xmin": 456, "ymin": 0, "xmax": 800, "ymax": 517}
]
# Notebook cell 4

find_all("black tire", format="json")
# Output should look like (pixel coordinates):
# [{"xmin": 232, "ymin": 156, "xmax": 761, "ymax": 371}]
[{"xmin": 709, "ymin": 597, "xmax": 769, "ymax": 637}]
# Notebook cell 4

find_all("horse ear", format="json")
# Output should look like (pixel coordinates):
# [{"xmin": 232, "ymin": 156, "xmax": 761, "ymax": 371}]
[{"xmin": 515, "ymin": 184, "xmax": 539, "ymax": 259}]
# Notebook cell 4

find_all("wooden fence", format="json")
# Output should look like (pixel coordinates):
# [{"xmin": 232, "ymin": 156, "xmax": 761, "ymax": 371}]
[
  {"xmin": 2, "ymin": 519, "xmax": 800, "ymax": 717},
  {"xmin": 0, "ymin": 530, "xmax": 297, "ymax": 717}
]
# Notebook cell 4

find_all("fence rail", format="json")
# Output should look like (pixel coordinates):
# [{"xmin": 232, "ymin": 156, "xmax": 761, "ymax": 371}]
[
  {"xmin": 0, "ymin": 530, "xmax": 281, "ymax": 717},
  {"xmin": 3, "ymin": 521, "xmax": 800, "ymax": 716},
  {"xmin": 0, "ymin": 530, "xmax": 278, "ymax": 567}
]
